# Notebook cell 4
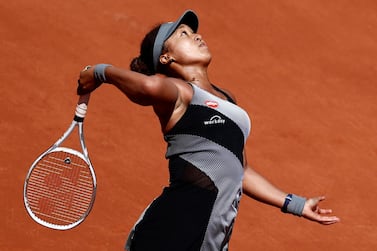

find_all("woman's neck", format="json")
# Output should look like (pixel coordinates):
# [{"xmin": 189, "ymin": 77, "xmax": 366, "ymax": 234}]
[{"xmin": 182, "ymin": 67, "xmax": 212, "ymax": 88}]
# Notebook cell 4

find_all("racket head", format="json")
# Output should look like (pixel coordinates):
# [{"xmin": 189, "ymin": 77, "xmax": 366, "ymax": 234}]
[{"xmin": 23, "ymin": 147, "xmax": 97, "ymax": 230}]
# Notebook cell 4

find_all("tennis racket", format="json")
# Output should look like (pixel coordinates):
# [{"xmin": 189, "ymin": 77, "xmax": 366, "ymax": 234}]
[{"xmin": 23, "ymin": 93, "xmax": 97, "ymax": 230}]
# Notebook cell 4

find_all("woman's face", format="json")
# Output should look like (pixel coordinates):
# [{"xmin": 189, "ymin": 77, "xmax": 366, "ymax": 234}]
[{"xmin": 162, "ymin": 24, "xmax": 212, "ymax": 67}]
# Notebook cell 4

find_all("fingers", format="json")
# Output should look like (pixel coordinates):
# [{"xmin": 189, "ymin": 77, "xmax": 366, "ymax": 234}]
[
  {"xmin": 303, "ymin": 209, "xmax": 340, "ymax": 225},
  {"xmin": 302, "ymin": 196, "xmax": 340, "ymax": 225},
  {"xmin": 307, "ymin": 196, "xmax": 326, "ymax": 209},
  {"xmin": 77, "ymin": 65, "xmax": 94, "ymax": 95},
  {"xmin": 316, "ymin": 215, "xmax": 341, "ymax": 225},
  {"xmin": 318, "ymin": 208, "xmax": 333, "ymax": 214},
  {"xmin": 312, "ymin": 195, "xmax": 326, "ymax": 204},
  {"xmin": 82, "ymin": 65, "xmax": 92, "ymax": 71},
  {"xmin": 77, "ymin": 80, "xmax": 85, "ymax": 95}
]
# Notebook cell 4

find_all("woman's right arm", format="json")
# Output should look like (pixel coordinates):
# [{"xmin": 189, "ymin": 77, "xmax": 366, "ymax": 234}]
[
  {"xmin": 78, "ymin": 64, "xmax": 186, "ymax": 131},
  {"xmin": 78, "ymin": 65, "xmax": 180, "ymax": 106}
]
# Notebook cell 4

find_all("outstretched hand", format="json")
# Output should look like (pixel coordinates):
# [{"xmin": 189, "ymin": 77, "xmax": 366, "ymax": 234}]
[{"xmin": 302, "ymin": 196, "xmax": 340, "ymax": 225}]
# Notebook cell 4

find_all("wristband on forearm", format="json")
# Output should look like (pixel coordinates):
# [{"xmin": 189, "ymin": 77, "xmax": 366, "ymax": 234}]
[
  {"xmin": 281, "ymin": 194, "xmax": 306, "ymax": 216},
  {"xmin": 94, "ymin": 64, "xmax": 112, "ymax": 85}
]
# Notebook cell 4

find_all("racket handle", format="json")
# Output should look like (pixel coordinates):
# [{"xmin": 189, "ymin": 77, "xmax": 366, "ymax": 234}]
[{"xmin": 74, "ymin": 93, "xmax": 91, "ymax": 121}]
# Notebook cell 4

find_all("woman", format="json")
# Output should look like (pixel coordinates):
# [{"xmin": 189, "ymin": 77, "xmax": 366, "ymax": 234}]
[{"xmin": 78, "ymin": 10, "xmax": 340, "ymax": 251}]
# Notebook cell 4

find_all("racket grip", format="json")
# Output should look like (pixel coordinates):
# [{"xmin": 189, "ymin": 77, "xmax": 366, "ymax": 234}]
[{"xmin": 74, "ymin": 93, "xmax": 91, "ymax": 121}]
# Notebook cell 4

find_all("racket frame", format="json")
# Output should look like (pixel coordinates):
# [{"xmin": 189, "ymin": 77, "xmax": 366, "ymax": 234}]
[{"xmin": 23, "ymin": 94, "xmax": 97, "ymax": 230}]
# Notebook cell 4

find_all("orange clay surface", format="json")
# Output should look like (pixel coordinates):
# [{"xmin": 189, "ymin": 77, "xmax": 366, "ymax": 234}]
[{"xmin": 1, "ymin": 1, "xmax": 377, "ymax": 250}]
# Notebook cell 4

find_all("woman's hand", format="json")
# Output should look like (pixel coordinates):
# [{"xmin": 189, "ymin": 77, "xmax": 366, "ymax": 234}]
[
  {"xmin": 302, "ymin": 196, "xmax": 340, "ymax": 225},
  {"xmin": 77, "ymin": 65, "xmax": 100, "ymax": 95}
]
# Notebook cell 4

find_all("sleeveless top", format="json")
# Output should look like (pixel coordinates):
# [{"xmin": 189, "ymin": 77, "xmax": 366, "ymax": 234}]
[{"xmin": 163, "ymin": 84, "xmax": 251, "ymax": 250}]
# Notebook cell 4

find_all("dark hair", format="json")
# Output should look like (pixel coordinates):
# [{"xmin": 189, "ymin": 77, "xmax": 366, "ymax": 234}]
[{"xmin": 130, "ymin": 24, "xmax": 167, "ymax": 75}]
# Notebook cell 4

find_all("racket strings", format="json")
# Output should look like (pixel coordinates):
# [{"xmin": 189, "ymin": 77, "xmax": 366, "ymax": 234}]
[{"xmin": 26, "ymin": 151, "xmax": 94, "ymax": 226}]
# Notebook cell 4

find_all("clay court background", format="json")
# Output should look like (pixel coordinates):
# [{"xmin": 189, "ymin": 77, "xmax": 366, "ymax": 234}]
[{"xmin": 1, "ymin": 0, "xmax": 377, "ymax": 250}]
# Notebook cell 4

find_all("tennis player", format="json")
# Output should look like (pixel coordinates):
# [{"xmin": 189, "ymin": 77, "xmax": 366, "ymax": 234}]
[{"xmin": 77, "ymin": 10, "xmax": 340, "ymax": 251}]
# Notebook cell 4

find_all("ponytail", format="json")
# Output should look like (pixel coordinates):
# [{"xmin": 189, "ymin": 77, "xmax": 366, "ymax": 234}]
[
  {"xmin": 129, "ymin": 24, "xmax": 161, "ymax": 76},
  {"xmin": 130, "ymin": 56, "xmax": 153, "ymax": 75}
]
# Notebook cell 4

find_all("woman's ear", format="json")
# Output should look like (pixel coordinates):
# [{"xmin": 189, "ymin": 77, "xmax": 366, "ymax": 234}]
[{"xmin": 160, "ymin": 54, "xmax": 175, "ymax": 66}]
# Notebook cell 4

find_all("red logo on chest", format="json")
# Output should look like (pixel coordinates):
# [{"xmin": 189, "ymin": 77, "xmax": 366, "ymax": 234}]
[{"xmin": 205, "ymin": 100, "xmax": 218, "ymax": 108}]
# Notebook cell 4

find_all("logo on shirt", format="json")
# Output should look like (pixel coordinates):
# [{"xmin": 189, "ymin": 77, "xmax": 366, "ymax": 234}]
[
  {"xmin": 205, "ymin": 100, "xmax": 218, "ymax": 108},
  {"xmin": 204, "ymin": 115, "xmax": 226, "ymax": 125}
]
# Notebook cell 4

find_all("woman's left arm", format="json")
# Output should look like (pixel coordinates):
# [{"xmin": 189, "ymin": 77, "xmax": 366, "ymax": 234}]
[{"xmin": 242, "ymin": 152, "xmax": 340, "ymax": 225}]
